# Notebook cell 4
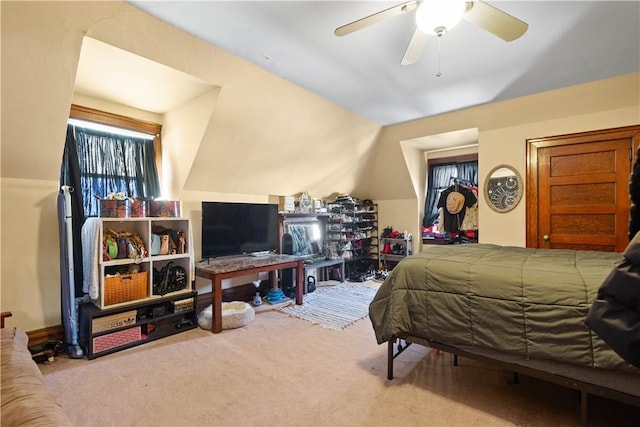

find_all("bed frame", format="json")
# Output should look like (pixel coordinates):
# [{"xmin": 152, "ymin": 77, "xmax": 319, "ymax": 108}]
[{"xmin": 387, "ymin": 336, "xmax": 640, "ymax": 425}]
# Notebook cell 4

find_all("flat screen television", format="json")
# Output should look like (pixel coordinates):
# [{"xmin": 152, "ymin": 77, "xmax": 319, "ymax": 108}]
[{"xmin": 201, "ymin": 201, "xmax": 279, "ymax": 259}]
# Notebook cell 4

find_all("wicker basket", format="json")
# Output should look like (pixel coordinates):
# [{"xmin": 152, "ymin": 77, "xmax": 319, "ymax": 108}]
[{"xmin": 104, "ymin": 272, "xmax": 148, "ymax": 305}]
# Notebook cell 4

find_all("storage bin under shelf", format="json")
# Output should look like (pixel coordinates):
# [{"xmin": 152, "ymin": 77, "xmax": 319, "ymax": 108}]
[{"xmin": 103, "ymin": 271, "xmax": 148, "ymax": 306}]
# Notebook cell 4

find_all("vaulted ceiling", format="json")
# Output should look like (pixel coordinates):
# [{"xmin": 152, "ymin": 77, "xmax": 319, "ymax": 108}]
[{"xmin": 126, "ymin": 1, "xmax": 640, "ymax": 126}]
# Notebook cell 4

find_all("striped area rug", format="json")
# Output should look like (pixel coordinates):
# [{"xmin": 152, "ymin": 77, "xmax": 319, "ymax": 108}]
[{"xmin": 277, "ymin": 283, "xmax": 378, "ymax": 330}]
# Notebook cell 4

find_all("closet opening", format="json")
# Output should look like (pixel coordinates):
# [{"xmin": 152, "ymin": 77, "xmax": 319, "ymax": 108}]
[{"xmin": 423, "ymin": 153, "xmax": 478, "ymax": 245}]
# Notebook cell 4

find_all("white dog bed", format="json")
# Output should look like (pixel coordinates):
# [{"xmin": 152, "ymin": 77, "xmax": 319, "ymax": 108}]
[{"xmin": 198, "ymin": 301, "xmax": 255, "ymax": 330}]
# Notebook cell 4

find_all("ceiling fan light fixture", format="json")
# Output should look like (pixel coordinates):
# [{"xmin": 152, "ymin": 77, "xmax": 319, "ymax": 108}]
[{"xmin": 415, "ymin": 0, "xmax": 466, "ymax": 36}]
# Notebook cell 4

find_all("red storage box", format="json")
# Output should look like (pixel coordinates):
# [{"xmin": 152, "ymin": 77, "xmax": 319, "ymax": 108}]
[
  {"xmin": 149, "ymin": 200, "xmax": 181, "ymax": 217},
  {"xmin": 130, "ymin": 200, "xmax": 148, "ymax": 217},
  {"xmin": 93, "ymin": 327, "xmax": 142, "ymax": 354},
  {"xmin": 99, "ymin": 199, "xmax": 131, "ymax": 218}
]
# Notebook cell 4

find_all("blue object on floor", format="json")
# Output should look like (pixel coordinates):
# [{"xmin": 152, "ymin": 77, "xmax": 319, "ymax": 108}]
[{"xmin": 264, "ymin": 288, "xmax": 289, "ymax": 304}]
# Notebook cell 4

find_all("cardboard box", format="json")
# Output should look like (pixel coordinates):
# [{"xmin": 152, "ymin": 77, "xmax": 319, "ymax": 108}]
[
  {"xmin": 92, "ymin": 310, "xmax": 137, "ymax": 333},
  {"xmin": 279, "ymin": 196, "xmax": 295, "ymax": 213}
]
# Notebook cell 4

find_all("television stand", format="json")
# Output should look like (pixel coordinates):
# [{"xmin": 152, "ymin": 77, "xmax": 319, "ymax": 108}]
[{"xmin": 195, "ymin": 254, "xmax": 303, "ymax": 333}]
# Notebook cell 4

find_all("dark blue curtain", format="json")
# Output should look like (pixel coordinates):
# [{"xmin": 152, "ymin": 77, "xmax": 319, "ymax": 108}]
[
  {"xmin": 456, "ymin": 161, "xmax": 478, "ymax": 187},
  {"xmin": 59, "ymin": 124, "xmax": 161, "ymax": 294},
  {"xmin": 423, "ymin": 160, "xmax": 478, "ymax": 228},
  {"xmin": 62, "ymin": 125, "xmax": 161, "ymax": 217}
]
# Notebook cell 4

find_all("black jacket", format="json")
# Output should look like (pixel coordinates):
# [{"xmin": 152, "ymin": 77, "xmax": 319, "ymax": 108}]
[
  {"xmin": 585, "ymin": 232, "xmax": 640, "ymax": 368},
  {"xmin": 629, "ymin": 147, "xmax": 640, "ymax": 239}
]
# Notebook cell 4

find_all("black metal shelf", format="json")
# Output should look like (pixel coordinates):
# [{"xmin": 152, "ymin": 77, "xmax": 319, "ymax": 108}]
[{"xmin": 326, "ymin": 201, "xmax": 378, "ymax": 280}]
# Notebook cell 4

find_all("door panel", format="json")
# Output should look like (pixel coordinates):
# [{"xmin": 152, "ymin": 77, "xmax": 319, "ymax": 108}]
[
  {"xmin": 539, "ymin": 140, "xmax": 629, "ymax": 251},
  {"xmin": 527, "ymin": 126, "xmax": 640, "ymax": 252}
]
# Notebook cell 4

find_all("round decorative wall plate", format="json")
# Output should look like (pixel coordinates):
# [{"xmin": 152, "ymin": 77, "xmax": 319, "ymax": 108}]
[{"xmin": 484, "ymin": 165, "xmax": 523, "ymax": 213}]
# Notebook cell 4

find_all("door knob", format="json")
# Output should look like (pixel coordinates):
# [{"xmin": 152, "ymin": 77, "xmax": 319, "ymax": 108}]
[{"xmin": 542, "ymin": 234, "xmax": 550, "ymax": 243}]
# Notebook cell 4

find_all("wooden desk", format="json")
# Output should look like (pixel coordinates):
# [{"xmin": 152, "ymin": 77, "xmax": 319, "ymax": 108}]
[{"xmin": 195, "ymin": 254, "xmax": 304, "ymax": 333}]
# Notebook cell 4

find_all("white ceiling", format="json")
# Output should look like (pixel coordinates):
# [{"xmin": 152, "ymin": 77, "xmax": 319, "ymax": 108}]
[{"xmin": 123, "ymin": 1, "xmax": 640, "ymax": 126}]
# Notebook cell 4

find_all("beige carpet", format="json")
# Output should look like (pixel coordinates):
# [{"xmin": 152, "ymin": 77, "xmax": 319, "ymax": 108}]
[{"xmin": 41, "ymin": 284, "xmax": 639, "ymax": 426}]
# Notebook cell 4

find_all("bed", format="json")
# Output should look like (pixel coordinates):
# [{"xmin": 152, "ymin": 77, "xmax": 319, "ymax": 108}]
[{"xmin": 369, "ymin": 238, "xmax": 640, "ymax": 424}]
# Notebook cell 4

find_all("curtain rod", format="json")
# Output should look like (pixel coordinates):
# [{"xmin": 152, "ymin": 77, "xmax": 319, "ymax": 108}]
[
  {"xmin": 68, "ymin": 118, "xmax": 155, "ymax": 140},
  {"xmin": 425, "ymin": 143, "xmax": 478, "ymax": 155},
  {"xmin": 450, "ymin": 177, "xmax": 476, "ymax": 186}
]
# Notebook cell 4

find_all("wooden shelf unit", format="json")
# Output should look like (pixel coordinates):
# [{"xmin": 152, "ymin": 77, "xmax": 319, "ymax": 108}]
[
  {"xmin": 79, "ymin": 217, "xmax": 196, "ymax": 358},
  {"xmin": 95, "ymin": 217, "xmax": 194, "ymax": 309}
]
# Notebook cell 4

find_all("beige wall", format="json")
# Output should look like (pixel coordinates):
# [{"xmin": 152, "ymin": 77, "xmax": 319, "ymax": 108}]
[
  {"xmin": 1, "ymin": 1, "xmax": 639, "ymax": 331},
  {"xmin": 0, "ymin": 1, "xmax": 380, "ymax": 330},
  {"xmin": 364, "ymin": 74, "xmax": 640, "ymax": 251}
]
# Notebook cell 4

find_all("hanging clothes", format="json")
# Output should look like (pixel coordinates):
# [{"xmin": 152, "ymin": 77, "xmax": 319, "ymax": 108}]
[
  {"xmin": 437, "ymin": 185, "xmax": 477, "ymax": 232},
  {"xmin": 460, "ymin": 186, "xmax": 479, "ymax": 231}
]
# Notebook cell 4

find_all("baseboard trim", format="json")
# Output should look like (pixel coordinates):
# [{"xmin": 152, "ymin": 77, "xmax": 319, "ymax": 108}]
[
  {"xmin": 26, "ymin": 279, "xmax": 269, "ymax": 346},
  {"xmin": 27, "ymin": 324, "xmax": 65, "ymax": 346}
]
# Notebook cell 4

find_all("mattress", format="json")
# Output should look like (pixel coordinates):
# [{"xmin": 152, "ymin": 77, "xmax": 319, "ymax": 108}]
[{"xmin": 369, "ymin": 243, "xmax": 637, "ymax": 373}]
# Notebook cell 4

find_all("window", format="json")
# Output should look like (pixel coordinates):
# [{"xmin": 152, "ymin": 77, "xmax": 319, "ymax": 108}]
[
  {"xmin": 423, "ymin": 154, "xmax": 478, "ymax": 229},
  {"xmin": 60, "ymin": 105, "xmax": 162, "ymax": 218}
]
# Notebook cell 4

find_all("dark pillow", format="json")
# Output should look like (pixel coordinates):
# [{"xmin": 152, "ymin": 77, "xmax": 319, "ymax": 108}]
[{"xmin": 585, "ymin": 232, "xmax": 640, "ymax": 368}]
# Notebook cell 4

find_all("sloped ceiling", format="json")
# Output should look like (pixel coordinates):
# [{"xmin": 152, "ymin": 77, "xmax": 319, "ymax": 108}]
[
  {"xmin": 128, "ymin": 1, "xmax": 640, "ymax": 126},
  {"xmin": 74, "ymin": 37, "xmax": 215, "ymax": 114}
]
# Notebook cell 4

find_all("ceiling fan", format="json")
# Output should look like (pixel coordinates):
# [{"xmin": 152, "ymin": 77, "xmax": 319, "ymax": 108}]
[{"xmin": 335, "ymin": 0, "xmax": 528, "ymax": 65}]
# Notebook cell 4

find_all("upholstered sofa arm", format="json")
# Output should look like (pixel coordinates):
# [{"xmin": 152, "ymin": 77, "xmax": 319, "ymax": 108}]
[{"xmin": 1, "ymin": 327, "xmax": 72, "ymax": 426}]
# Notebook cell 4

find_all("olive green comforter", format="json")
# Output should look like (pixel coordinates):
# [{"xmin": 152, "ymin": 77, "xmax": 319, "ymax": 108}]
[{"xmin": 369, "ymin": 244, "xmax": 637, "ymax": 372}]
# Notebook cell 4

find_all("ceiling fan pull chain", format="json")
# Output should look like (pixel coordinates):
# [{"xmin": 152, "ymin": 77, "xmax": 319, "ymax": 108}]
[{"xmin": 436, "ymin": 35, "xmax": 442, "ymax": 78}]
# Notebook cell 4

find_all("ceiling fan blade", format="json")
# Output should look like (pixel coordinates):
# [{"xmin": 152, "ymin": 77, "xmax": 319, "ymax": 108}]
[
  {"xmin": 464, "ymin": 0, "xmax": 528, "ymax": 42},
  {"xmin": 335, "ymin": 1, "xmax": 420, "ymax": 37},
  {"xmin": 401, "ymin": 28, "xmax": 429, "ymax": 65}
]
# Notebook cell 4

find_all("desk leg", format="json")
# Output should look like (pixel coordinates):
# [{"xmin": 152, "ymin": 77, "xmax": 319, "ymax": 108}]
[
  {"xmin": 213, "ymin": 276, "xmax": 223, "ymax": 333},
  {"xmin": 295, "ymin": 262, "xmax": 303, "ymax": 305},
  {"xmin": 269, "ymin": 270, "xmax": 278, "ymax": 291}
]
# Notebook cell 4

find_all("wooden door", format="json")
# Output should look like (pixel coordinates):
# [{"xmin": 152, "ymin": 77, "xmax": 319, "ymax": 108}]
[{"xmin": 527, "ymin": 126, "xmax": 640, "ymax": 252}]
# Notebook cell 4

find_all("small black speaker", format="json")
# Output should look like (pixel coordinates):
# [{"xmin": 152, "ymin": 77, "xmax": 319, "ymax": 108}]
[
  {"xmin": 281, "ymin": 233, "xmax": 295, "ymax": 297},
  {"xmin": 282, "ymin": 233, "xmax": 293, "ymax": 255}
]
